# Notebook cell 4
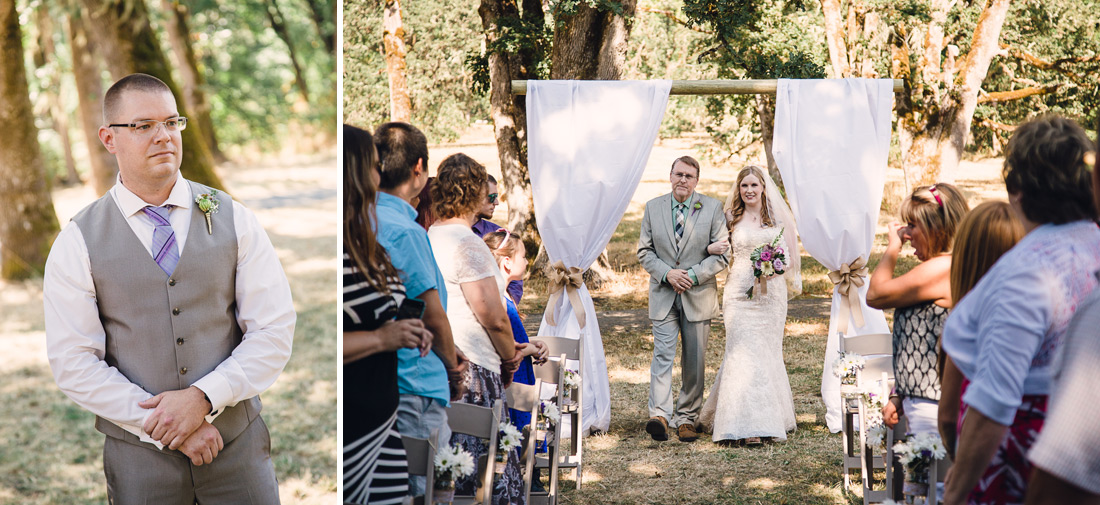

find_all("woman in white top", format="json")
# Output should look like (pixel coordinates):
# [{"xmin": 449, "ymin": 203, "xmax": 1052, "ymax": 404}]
[
  {"xmin": 427, "ymin": 153, "xmax": 525, "ymax": 505},
  {"xmin": 941, "ymin": 116, "xmax": 1100, "ymax": 505}
]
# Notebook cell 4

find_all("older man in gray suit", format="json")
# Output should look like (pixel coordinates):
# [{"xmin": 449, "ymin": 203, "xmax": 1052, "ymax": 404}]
[
  {"xmin": 638, "ymin": 156, "xmax": 730, "ymax": 442},
  {"xmin": 44, "ymin": 73, "xmax": 295, "ymax": 504}
]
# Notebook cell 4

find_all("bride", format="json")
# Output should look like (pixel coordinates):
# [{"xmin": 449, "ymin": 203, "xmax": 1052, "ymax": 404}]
[{"xmin": 699, "ymin": 165, "xmax": 801, "ymax": 446}]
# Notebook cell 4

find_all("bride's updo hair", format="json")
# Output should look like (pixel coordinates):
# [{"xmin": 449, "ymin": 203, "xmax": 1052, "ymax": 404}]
[{"xmin": 724, "ymin": 165, "xmax": 774, "ymax": 230}]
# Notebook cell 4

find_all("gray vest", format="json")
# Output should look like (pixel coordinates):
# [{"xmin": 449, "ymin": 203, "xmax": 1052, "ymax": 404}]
[{"xmin": 72, "ymin": 180, "xmax": 261, "ymax": 448}]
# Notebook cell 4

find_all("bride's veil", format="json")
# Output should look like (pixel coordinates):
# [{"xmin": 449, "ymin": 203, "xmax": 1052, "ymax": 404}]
[{"xmin": 724, "ymin": 166, "xmax": 803, "ymax": 299}]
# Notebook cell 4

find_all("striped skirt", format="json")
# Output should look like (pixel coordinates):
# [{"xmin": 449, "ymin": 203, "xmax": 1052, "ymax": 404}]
[{"xmin": 344, "ymin": 410, "xmax": 410, "ymax": 504}]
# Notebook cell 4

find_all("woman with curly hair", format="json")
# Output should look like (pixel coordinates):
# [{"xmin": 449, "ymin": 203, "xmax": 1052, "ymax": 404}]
[{"xmin": 427, "ymin": 153, "xmax": 525, "ymax": 505}]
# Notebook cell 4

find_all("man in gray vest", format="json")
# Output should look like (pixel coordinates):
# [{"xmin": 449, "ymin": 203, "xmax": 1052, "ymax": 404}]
[{"xmin": 44, "ymin": 73, "xmax": 295, "ymax": 504}]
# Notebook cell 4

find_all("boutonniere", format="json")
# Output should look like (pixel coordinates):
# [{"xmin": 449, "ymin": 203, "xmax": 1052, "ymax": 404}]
[
  {"xmin": 691, "ymin": 201, "xmax": 703, "ymax": 215},
  {"xmin": 195, "ymin": 190, "xmax": 220, "ymax": 235}
]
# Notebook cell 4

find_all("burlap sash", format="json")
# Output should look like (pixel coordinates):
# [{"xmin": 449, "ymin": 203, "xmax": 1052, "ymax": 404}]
[
  {"xmin": 828, "ymin": 256, "xmax": 869, "ymax": 335},
  {"xmin": 544, "ymin": 260, "xmax": 587, "ymax": 329}
]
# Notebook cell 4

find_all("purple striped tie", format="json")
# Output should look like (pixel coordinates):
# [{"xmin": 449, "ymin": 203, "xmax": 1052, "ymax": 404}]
[{"xmin": 143, "ymin": 206, "xmax": 179, "ymax": 276}]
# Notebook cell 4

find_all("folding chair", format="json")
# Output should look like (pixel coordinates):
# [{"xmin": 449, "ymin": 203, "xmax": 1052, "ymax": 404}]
[
  {"xmin": 536, "ymin": 336, "xmax": 584, "ymax": 489},
  {"xmin": 838, "ymin": 332, "xmax": 894, "ymax": 499},
  {"xmin": 505, "ymin": 379, "xmax": 542, "ymax": 505},
  {"xmin": 530, "ymin": 353, "xmax": 569, "ymax": 505},
  {"xmin": 447, "ymin": 400, "xmax": 503, "ymax": 505},
  {"xmin": 401, "ymin": 430, "xmax": 438, "ymax": 505},
  {"xmin": 855, "ymin": 356, "xmax": 894, "ymax": 504}
]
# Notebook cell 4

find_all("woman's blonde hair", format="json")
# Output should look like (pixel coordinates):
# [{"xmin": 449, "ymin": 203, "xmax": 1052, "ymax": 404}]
[
  {"xmin": 724, "ymin": 166, "xmax": 774, "ymax": 230},
  {"xmin": 899, "ymin": 183, "xmax": 969, "ymax": 256},
  {"xmin": 949, "ymin": 200, "xmax": 1025, "ymax": 306},
  {"xmin": 483, "ymin": 228, "xmax": 523, "ymax": 263}
]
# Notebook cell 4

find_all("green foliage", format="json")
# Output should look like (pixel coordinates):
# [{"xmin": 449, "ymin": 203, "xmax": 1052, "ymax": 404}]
[
  {"xmin": 186, "ymin": 0, "xmax": 335, "ymax": 150},
  {"xmin": 466, "ymin": 13, "xmax": 552, "ymax": 97},
  {"xmin": 344, "ymin": 0, "xmax": 488, "ymax": 142},
  {"xmin": 548, "ymin": 0, "xmax": 624, "ymax": 21}
]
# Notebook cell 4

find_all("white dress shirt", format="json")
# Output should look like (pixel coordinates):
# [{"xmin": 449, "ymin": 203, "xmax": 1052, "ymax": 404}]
[{"xmin": 44, "ymin": 172, "xmax": 296, "ymax": 447}]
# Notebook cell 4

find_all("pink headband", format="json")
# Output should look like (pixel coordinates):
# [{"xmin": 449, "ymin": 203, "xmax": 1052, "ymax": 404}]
[
  {"xmin": 494, "ymin": 229, "xmax": 512, "ymax": 251},
  {"xmin": 928, "ymin": 185, "xmax": 944, "ymax": 208}
]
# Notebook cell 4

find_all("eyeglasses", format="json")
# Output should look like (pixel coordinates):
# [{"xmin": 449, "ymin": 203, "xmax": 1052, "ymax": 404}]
[
  {"xmin": 488, "ymin": 193, "xmax": 499, "ymax": 204},
  {"xmin": 108, "ymin": 117, "xmax": 188, "ymax": 135},
  {"xmin": 671, "ymin": 172, "xmax": 697, "ymax": 181}
]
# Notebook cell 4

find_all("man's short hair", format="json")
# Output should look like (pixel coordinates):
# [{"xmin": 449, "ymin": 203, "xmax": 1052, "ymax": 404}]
[
  {"xmin": 374, "ymin": 122, "xmax": 429, "ymax": 190},
  {"xmin": 487, "ymin": 174, "xmax": 497, "ymax": 185},
  {"xmin": 103, "ymin": 73, "xmax": 173, "ymax": 124},
  {"xmin": 672, "ymin": 156, "xmax": 701, "ymax": 177},
  {"xmin": 1003, "ymin": 116, "xmax": 1097, "ymax": 224}
]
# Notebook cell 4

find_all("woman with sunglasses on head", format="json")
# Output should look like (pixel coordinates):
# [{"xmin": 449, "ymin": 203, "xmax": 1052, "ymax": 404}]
[{"xmin": 867, "ymin": 183, "xmax": 969, "ymax": 437}]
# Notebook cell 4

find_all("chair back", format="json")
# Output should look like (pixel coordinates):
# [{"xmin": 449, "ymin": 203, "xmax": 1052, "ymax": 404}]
[
  {"xmin": 402, "ymin": 430, "xmax": 438, "ymax": 505},
  {"xmin": 840, "ymin": 332, "xmax": 892, "ymax": 356},
  {"xmin": 447, "ymin": 400, "xmax": 503, "ymax": 505},
  {"xmin": 506, "ymin": 380, "xmax": 541, "ymax": 413},
  {"xmin": 538, "ymin": 336, "xmax": 580, "ymax": 360},
  {"xmin": 532, "ymin": 355, "xmax": 564, "ymax": 386}
]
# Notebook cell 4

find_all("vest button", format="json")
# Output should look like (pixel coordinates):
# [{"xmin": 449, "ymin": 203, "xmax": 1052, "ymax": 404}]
[
  {"xmin": 169, "ymin": 279, "xmax": 176, "ymax": 286},
  {"xmin": 176, "ymin": 338, "xmax": 184, "ymax": 345},
  {"xmin": 180, "ymin": 367, "xmax": 188, "ymax": 375},
  {"xmin": 172, "ymin": 308, "xmax": 181, "ymax": 315}
]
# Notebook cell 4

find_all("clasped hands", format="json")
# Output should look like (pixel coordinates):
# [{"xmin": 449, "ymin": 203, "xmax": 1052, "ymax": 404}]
[
  {"xmin": 139, "ymin": 385, "xmax": 221, "ymax": 465},
  {"xmin": 500, "ymin": 340, "xmax": 548, "ymax": 388}
]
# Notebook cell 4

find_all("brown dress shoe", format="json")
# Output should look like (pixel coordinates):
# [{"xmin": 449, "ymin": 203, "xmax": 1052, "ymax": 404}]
[
  {"xmin": 645, "ymin": 417, "xmax": 669, "ymax": 441},
  {"xmin": 745, "ymin": 436, "xmax": 763, "ymax": 446},
  {"xmin": 677, "ymin": 423, "xmax": 699, "ymax": 442}
]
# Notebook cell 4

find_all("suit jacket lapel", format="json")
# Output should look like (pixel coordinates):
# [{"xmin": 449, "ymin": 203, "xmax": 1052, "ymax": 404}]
[
  {"xmin": 660, "ymin": 193, "xmax": 676, "ymax": 251},
  {"xmin": 680, "ymin": 193, "xmax": 702, "ymax": 253}
]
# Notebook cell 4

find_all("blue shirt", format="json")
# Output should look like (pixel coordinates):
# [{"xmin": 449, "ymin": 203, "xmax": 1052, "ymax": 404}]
[{"xmin": 376, "ymin": 192, "xmax": 450, "ymax": 405}]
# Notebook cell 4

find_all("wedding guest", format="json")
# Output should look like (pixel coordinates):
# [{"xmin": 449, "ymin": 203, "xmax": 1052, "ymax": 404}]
[
  {"xmin": 942, "ymin": 116, "xmax": 1100, "ymax": 505},
  {"xmin": 414, "ymin": 176, "xmax": 436, "ymax": 231},
  {"xmin": 428, "ymin": 153, "xmax": 525, "ymax": 505},
  {"xmin": 1023, "ymin": 122, "xmax": 1100, "ymax": 505},
  {"xmin": 343, "ymin": 124, "xmax": 431, "ymax": 504},
  {"xmin": 867, "ymin": 183, "xmax": 968, "ymax": 435},
  {"xmin": 44, "ymin": 74, "xmax": 295, "ymax": 503},
  {"xmin": 938, "ymin": 201, "xmax": 1024, "ymax": 460},
  {"xmin": 483, "ymin": 228, "xmax": 548, "ymax": 431},
  {"xmin": 472, "ymin": 174, "xmax": 525, "ymax": 303},
  {"xmin": 373, "ymin": 122, "xmax": 467, "ymax": 497}
]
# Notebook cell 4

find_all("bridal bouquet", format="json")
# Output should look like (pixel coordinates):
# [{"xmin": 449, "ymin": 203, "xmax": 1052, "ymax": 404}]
[{"xmin": 746, "ymin": 228, "xmax": 787, "ymax": 299}]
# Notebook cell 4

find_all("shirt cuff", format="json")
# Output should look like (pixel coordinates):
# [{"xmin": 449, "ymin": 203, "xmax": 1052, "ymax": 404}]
[
  {"xmin": 961, "ymin": 380, "xmax": 1018, "ymax": 426},
  {"xmin": 192, "ymin": 372, "xmax": 234, "ymax": 416},
  {"xmin": 115, "ymin": 412, "xmax": 165, "ymax": 450},
  {"xmin": 688, "ymin": 269, "xmax": 698, "ymax": 285}
]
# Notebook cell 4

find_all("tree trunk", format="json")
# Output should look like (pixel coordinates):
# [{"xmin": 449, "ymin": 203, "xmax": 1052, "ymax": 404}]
[
  {"xmin": 302, "ymin": 0, "xmax": 334, "ymax": 55},
  {"xmin": 820, "ymin": 0, "xmax": 850, "ymax": 78},
  {"xmin": 382, "ymin": 0, "xmax": 411, "ymax": 122},
  {"xmin": 35, "ymin": 6, "xmax": 81, "ymax": 186},
  {"xmin": 898, "ymin": 0, "xmax": 1011, "ymax": 187},
  {"xmin": 162, "ymin": 0, "xmax": 227, "ymax": 164},
  {"xmin": 82, "ymin": 0, "xmax": 225, "ymax": 190},
  {"xmin": 0, "ymin": 0, "xmax": 61, "ymax": 279},
  {"xmin": 550, "ymin": 0, "xmax": 637, "ymax": 80},
  {"xmin": 264, "ymin": 0, "xmax": 310, "ymax": 104},
  {"xmin": 754, "ymin": 94, "xmax": 783, "ymax": 191},
  {"xmin": 67, "ymin": 7, "xmax": 119, "ymax": 196}
]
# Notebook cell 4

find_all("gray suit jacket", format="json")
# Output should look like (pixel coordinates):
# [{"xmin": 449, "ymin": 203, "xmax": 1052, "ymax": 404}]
[{"xmin": 637, "ymin": 192, "xmax": 730, "ymax": 321}]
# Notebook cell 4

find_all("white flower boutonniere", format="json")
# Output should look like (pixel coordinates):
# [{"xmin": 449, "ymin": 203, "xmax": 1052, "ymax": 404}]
[{"xmin": 195, "ymin": 190, "xmax": 220, "ymax": 235}]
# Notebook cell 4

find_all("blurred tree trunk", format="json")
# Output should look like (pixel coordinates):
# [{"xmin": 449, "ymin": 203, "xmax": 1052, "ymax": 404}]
[
  {"xmin": 34, "ymin": 6, "xmax": 81, "ymax": 186},
  {"xmin": 549, "ymin": 0, "xmax": 637, "ymax": 80},
  {"xmin": 754, "ymin": 94, "xmax": 782, "ymax": 190},
  {"xmin": 477, "ymin": 0, "xmax": 539, "ymax": 252},
  {"xmin": 302, "ymin": 0, "xmax": 334, "ymax": 55},
  {"xmin": 162, "ymin": 0, "xmax": 227, "ymax": 164},
  {"xmin": 382, "ymin": 0, "xmax": 411, "ymax": 122},
  {"xmin": 823, "ymin": 0, "xmax": 1011, "ymax": 189},
  {"xmin": 264, "ymin": 0, "xmax": 310, "ymax": 104},
  {"xmin": 67, "ymin": 7, "xmax": 118, "ymax": 196},
  {"xmin": 81, "ymin": 0, "xmax": 224, "ymax": 190},
  {"xmin": 0, "ymin": 0, "xmax": 61, "ymax": 279}
]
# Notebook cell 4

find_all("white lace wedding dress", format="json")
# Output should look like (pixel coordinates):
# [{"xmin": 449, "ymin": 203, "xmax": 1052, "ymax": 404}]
[{"xmin": 699, "ymin": 224, "xmax": 797, "ymax": 441}]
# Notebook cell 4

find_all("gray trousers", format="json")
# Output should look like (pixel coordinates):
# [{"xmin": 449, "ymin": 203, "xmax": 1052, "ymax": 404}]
[
  {"xmin": 396, "ymin": 394, "xmax": 451, "ymax": 497},
  {"xmin": 104, "ymin": 416, "xmax": 279, "ymax": 505},
  {"xmin": 649, "ymin": 294, "xmax": 710, "ymax": 428}
]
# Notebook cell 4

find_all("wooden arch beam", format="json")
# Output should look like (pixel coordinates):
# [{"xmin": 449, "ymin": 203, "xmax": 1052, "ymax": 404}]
[{"xmin": 510, "ymin": 79, "xmax": 905, "ymax": 95}]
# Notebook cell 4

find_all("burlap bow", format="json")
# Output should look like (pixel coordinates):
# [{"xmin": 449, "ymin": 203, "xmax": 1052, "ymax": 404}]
[
  {"xmin": 544, "ymin": 260, "xmax": 587, "ymax": 329},
  {"xmin": 827, "ymin": 256, "xmax": 869, "ymax": 335}
]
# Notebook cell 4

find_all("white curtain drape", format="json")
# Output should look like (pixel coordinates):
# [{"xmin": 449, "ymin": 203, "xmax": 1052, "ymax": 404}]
[
  {"xmin": 527, "ymin": 79, "xmax": 671, "ymax": 433},
  {"xmin": 772, "ymin": 78, "xmax": 894, "ymax": 433}
]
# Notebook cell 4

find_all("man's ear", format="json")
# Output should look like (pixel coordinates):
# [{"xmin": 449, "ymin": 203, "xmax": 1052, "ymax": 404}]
[
  {"xmin": 98, "ymin": 126, "xmax": 117, "ymax": 154},
  {"xmin": 414, "ymin": 158, "xmax": 425, "ymax": 176}
]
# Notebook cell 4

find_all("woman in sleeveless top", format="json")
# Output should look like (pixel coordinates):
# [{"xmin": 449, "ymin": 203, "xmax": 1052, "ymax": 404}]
[{"xmin": 867, "ymin": 183, "xmax": 969, "ymax": 435}]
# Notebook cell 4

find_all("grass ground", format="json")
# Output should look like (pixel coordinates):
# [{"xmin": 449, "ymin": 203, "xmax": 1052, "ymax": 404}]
[{"xmin": 0, "ymin": 155, "xmax": 338, "ymax": 504}]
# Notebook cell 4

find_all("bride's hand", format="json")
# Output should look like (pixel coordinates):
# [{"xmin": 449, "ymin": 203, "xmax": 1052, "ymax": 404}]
[{"xmin": 707, "ymin": 238, "xmax": 730, "ymax": 255}]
